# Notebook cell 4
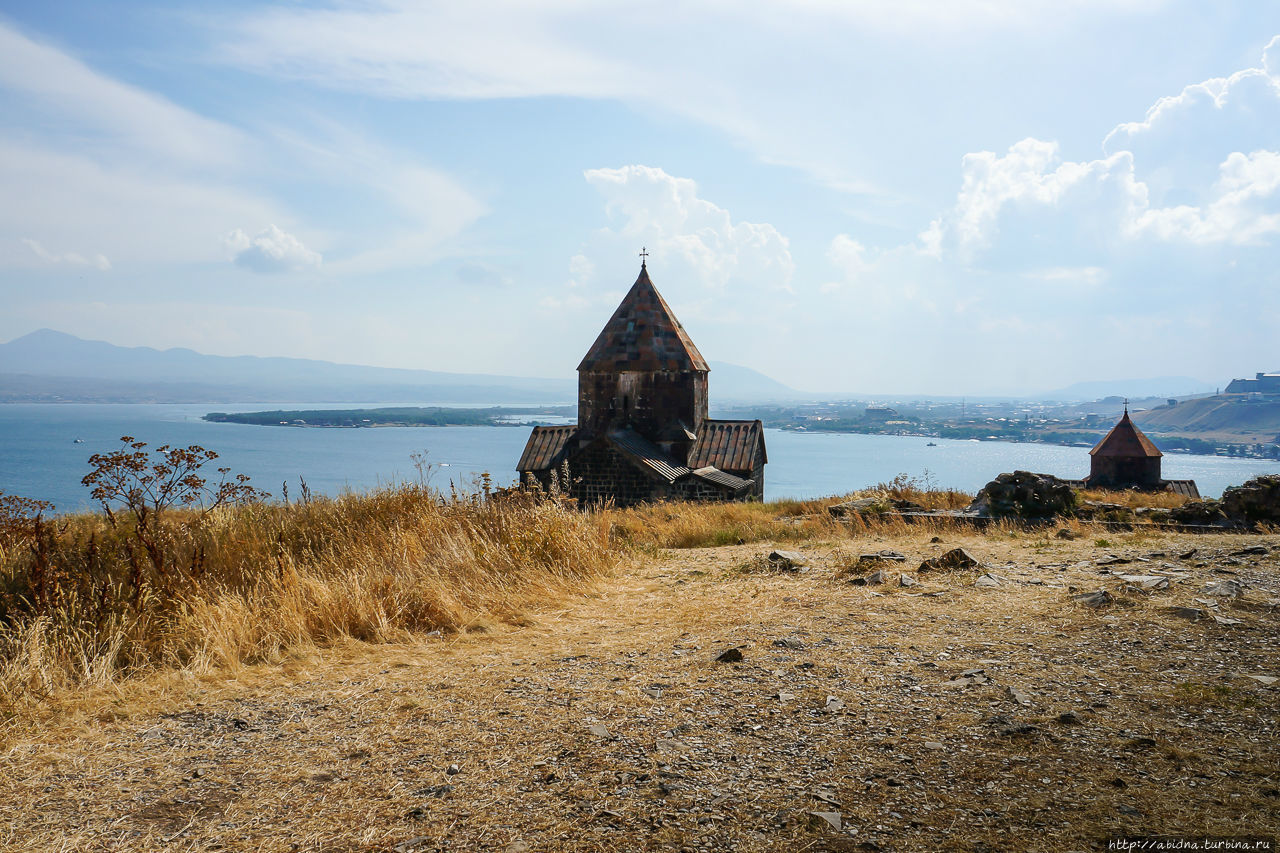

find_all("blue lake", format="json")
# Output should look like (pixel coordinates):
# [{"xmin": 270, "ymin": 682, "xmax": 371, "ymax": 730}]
[{"xmin": 2, "ymin": 403, "xmax": 1277, "ymax": 513}]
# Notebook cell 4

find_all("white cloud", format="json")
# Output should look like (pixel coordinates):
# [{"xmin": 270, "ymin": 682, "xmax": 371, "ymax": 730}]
[
  {"xmin": 262, "ymin": 121, "xmax": 487, "ymax": 276},
  {"xmin": 1102, "ymin": 49, "xmax": 1280, "ymax": 207},
  {"xmin": 821, "ymin": 236, "xmax": 943, "ymax": 312},
  {"xmin": 923, "ymin": 138, "xmax": 1280, "ymax": 262},
  {"xmin": 1133, "ymin": 150, "xmax": 1280, "ymax": 245},
  {"xmin": 567, "ymin": 253, "xmax": 594, "ymax": 288},
  {"xmin": 919, "ymin": 139, "xmax": 1148, "ymax": 263},
  {"xmin": 823, "ymin": 34, "xmax": 1280, "ymax": 392},
  {"xmin": 581, "ymin": 165, "xmax": 794, "ymax": 296},
  {"xmin": 218, "ymin": 1, "xmax": 1164, "ymax": 98},
  {"xmin": 20, "ymin": 238, "xmax": 110, "ymax": 270},
  {"xmin": 1024, "ymin": 266, "xmax": 1108, "ymax": 287},
  {"xmin": 214, "ymin": 1, "xmax": 1171, "ymax": 196},
  {"xmin": 0, "ymin": 23, "xmax": 485, "ymax": 277},
  {"xmin": 1103, "ymin": 69, "xmax": 1279, "ymax": 158},
  {"xmin": 920, "ymin": 35, "xmax": 1280, "ymax": 264},
  {"xmin": 224, "ymin": 225, "xmax": 321, "ymax": 274},
  {"xmin": 822, "ymin": 234, "xmax": 872, "ymax": 295},
  {"xmin": 0, "ymin": 142, "xmax": 283, "ymax": 269},
  {"xmin": 1266, "ymin": 34, "xmax": 1280, "ymax": 78},
  {"xmin": 0, "ymin": 24, "xmax": 287, "ymax": 270},
  {"xmin": 0, "ymin": 22, "xmax": 246, "ymax": 170}
]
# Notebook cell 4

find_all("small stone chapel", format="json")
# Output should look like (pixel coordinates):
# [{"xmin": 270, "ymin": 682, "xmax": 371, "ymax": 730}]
[
  {"xmin": 517, "ymin": 258, "xmax": 766, "ymax": 506},
  {"xmin": 1084, "ymin": 405, "xmax": 1199, "ymax": 498}
]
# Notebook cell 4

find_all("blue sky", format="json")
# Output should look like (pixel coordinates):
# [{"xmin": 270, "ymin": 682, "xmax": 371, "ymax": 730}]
[{"xmin": 1, "ymin": 1, "xmax": 1278, "ymax": 395}]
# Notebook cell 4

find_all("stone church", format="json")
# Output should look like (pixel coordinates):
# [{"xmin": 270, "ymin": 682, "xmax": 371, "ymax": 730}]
[
  {"xmin": 517, "ymin": 260, "xmax": 766, "ymax": 506},
  {"xmin": 1084, "ymin": 406, "xmax": 1199, "ymax": 498}
]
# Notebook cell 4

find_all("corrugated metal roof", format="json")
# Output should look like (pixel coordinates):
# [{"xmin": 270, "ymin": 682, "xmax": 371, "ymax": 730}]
[
  {"xmin": 577, "ymin": 265, "xmax": 709, "ymax": 373},
  {"xmin": 517, "ymin": 425, "xmax": 578, "ymax": 472},
  {"xmin": 688, "ymin": 420, "xmax": 766, "ymax": 471},
  {"xmin": 607, "ymin": 428, "xmax": 692, "ymax": 483},
  {"xmin": 691, "ymin": 466, "xmax": 753, "ymax": 491},
  {"xmin": 1164, "ymin": 479, "xmax": 1201, "ymax": 499},
  {"xmin": 1090, "ymin": 411, "xmax": 1162, "ymax": 458}
]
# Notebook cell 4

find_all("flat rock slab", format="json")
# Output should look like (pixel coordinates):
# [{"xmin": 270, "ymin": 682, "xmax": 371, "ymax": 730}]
[
  {"xmin": 767, "ymin": 550, "xmax": 807, "ymax": 571},
  {"xmin": 852, "ymin": 569, "xmax": 887, "ymax": 586},
  {"xmin": 860, "ymin": 550, "xmax": 908, "ymax": 564},
  {"xmin": 1203, "ymin": 579, "xmax": 1244, "ymax": 598},
  {"xmin": 828, "ymin": 498, "xmax": 885, "ymax": 517},
  {"xmin": 1117, "ymin": 575, "xmax": 1171, "ymax": 590},
  {"xmin": 919, "ymin": 548, "xmax": 981, "ymax": 573}
]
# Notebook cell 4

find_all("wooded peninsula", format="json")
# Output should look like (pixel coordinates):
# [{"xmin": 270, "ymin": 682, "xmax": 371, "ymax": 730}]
[{"xmin": 203, "ymin": 406, "xmax": 575, "ymax": 428}]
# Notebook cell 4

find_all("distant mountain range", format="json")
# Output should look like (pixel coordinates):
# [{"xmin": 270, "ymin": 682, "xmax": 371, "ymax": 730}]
[{"xmin": 0, "ymin": 329, "xmax": 799, "ymax": 404}]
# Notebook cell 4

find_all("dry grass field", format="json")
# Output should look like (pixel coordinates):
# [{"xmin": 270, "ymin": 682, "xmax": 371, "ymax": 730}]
[{"xmin": 1, "ymin": 498, "xmax": 1277, "ymax": 852}]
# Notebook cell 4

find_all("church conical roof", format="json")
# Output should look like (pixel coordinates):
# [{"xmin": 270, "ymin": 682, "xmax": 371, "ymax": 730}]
[
  {"xmin": 577, "ymin": 264, "xmax": 709, "ymax": 373},
  {"xmin": 1090, "ymin": 409, "xmax": 1162, "ymax": 458}
]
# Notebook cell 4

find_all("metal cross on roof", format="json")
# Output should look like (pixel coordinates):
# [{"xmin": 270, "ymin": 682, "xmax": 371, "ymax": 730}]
[{"xmin": 639, "ymin": 246, "xmax": 648, "ymax": 266}]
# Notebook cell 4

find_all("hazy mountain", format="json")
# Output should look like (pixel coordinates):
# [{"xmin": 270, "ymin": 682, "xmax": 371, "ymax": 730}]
[
  {"xmin": 1034, "ymin": 376, "xmax": 1216, "ymax": 402},
  {"xmin": 0, "ymin": 330, "xmax": 798, "ymax": 404},
  {"xmin": 706, "ymin": 361, "xmax": 800, "ymax": 401},
  {"xmin": 0, "ymin": 330, "xmax": 574, "ymax": 403}
]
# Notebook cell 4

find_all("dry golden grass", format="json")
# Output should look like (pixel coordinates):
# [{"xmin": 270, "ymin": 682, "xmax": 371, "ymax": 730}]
[
  {"xmin": 602, "ymin": 496, "xmax": 840, "ymax": 549},
  {"xmin": 0, "ymin": 479, "xmax": 1225, "ymax": 717},
  {"xmin": 1077, "ymin": 488, "xmax": 1194, "ymax": 509},
  {"xmin": 604, "ymin": 477, "xmax": 974, "ymax": 551},
  {"xmin": 0, "ymin": 487, "xmax": 614, "ymax": 713}
]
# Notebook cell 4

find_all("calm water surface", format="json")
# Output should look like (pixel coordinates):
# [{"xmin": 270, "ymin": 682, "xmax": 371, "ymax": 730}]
[{"xmin": 2, "ymin": 403, "xmax": 1277, "ymax": 512}]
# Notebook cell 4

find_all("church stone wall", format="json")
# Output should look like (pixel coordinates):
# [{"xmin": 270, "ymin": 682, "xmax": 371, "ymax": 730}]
[
  {"xmin": 578, "ymin": 370, "xmax": 708, "ymax": 443},
  {"xmin": 568, "ymin": 439, "xmax": 674, "ymax": 507},
  {"xmin": 1089, "ymin": 455, "xmax": 1162, "ymax": 489}
]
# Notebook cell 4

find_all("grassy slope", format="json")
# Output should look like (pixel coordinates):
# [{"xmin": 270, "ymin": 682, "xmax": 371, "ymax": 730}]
[{"xmin": 1136, "ymin": 396, "xmax": 1280, "ymax": 443}]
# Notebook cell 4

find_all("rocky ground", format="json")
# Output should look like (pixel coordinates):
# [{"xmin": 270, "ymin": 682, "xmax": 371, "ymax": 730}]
[{"xmin": 2, "ymin": 526, "xmax": 1278, "ymax": 852}]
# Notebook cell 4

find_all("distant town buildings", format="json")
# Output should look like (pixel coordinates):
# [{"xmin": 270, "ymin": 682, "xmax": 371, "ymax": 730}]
[
  {"xmin": 1225, "ymin": 372, "xmax": 1280, "ymax": 395},
  {"xmin": 517, "ymin": 260, "xmax": 766, "ymax": 507},
  {"xmin": 864, "ymin": 406, "xmax": 898, "ymax": 422}
]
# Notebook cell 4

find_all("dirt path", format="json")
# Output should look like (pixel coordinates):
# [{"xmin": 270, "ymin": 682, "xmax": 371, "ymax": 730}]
[{"xmin": 3, "ymin": 529, "xmax": 1279, "ymax": 852}]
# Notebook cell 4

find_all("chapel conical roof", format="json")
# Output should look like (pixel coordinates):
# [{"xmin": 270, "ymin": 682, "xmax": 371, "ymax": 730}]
[
  {"xmin": 1090, "ymin": 409, "xmax": 1162, "ymax": 458},
  {"xmin": 577, "ymin": 264, "xmax": 709, "ymax": 373}
]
